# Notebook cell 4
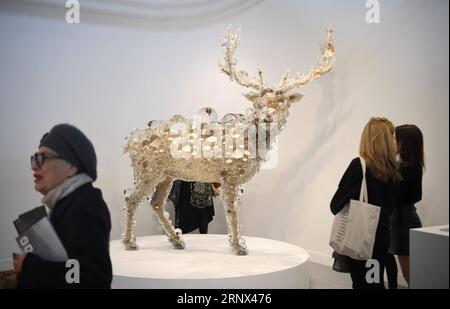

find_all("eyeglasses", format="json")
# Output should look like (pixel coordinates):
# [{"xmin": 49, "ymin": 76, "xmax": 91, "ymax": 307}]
[{"xmin": 30, "ymin": 152, "xmax": 59, "ymax": 168}]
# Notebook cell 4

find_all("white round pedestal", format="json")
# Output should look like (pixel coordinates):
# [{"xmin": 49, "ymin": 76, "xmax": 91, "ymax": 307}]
[{"xmin": 110, "ymin": 234, "xmax": 309, "ymax": 289}]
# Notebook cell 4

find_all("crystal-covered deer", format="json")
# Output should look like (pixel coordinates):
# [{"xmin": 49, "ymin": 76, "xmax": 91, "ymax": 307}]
[{"xmin": 122, "ymin": 27, "xmax": 335, "ymax": 255}]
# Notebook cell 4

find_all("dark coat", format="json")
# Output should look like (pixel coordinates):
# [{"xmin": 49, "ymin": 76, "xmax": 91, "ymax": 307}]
[
  {"xmin": 389, "ymin": 162, "xmax": 423, "ymax": 255},
  {"xmin": 168, "ymin": 181, "xmax": 215, "ymax": 234},
  {"xmin": 17, "ymin": 183, "xmax": 112, "ymax": 289},
  {"xmin": 396, "ymin": 162, "xmax": 422, "ymax": 208},
  {"xmin": 330, "ymin": 158, "xmax": 398, "ymax": 254}
]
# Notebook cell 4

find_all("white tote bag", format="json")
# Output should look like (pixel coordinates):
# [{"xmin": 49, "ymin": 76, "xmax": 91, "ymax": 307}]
[{"xmin": 329, "ymin": 157, "xmax": 381, "ymax": 260}]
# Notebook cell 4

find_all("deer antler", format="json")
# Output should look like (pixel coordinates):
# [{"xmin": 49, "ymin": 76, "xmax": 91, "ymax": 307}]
[
  {"xmin": 278, "ymin": 26, "xmax": 335, "ymax": 92},
  {"xmin": 219, "ymin": 27, "xmax": 265, "ymax": 91}
]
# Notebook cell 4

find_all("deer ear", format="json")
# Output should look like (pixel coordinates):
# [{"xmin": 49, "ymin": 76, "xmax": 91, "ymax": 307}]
[
  {"xmin": 244, "ymin": 92, "xmax": 260, "ymax": 104},
  {"xmin": 287, "ymin": 93, "xmax": 304, "ymax": 104}
]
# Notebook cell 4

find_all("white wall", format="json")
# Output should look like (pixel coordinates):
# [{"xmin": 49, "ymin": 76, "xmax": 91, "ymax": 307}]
[{"xmin": 0, "ymin": 0, "xmax": 448, "ymax": 269}]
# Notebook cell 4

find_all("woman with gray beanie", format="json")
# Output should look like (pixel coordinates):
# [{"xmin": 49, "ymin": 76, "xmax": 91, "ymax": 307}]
[{"xmin": 13, "ymin": 124, "xmax": 112, "ymax": 289}]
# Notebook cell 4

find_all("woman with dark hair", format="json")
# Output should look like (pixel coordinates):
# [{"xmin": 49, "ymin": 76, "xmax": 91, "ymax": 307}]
[{"xmin": 390, "ymin": 124, "xmax": 425, "ymax": 286}]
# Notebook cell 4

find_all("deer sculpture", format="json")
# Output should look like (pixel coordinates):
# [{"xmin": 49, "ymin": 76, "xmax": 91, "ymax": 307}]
[{"xmin": 122, "ymin": 27, "xmax": 335, "ymax": 255}]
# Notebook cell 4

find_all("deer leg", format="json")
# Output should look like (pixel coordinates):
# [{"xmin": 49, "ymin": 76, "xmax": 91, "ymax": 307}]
[
  {"xmin": 222, "ymin": 182, "xmax": 248, "ymax": 255},
  {"xmin": 122, "ymin": 177, "xmax": 161, "ymax": 250},
  {"xmin": 150, "ymin": 177, "xmax": 185, "ymax": 249}
]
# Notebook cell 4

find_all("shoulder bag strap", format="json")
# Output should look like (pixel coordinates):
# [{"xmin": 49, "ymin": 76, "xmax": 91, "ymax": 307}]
[{"xmin": 359, "ymin": 157, "xmax": 369, "ymax": 203}]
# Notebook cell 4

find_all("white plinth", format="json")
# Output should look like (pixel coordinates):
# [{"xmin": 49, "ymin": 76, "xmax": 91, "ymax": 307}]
[
  {"xmin": 110, "ymin": 234, "xmax": 309, "ymax": 289},
  {"xmin": 410, "ymin": 225, "xmax": 449, "ymax": 289}
]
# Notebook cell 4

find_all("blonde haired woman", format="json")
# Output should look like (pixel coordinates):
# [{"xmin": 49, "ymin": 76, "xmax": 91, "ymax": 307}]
[{"xmin": 330, "ymin": 117, "xmax": 401, "ymax": 289}]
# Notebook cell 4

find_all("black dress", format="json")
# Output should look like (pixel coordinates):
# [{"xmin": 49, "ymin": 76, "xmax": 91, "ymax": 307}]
[
  {"xmin": 389, "ymin": 162, "xmax": 423, "ymax": 256},
  {"xmin": 17, "ymin": 183, "xmax": 113, "ymax": 289},
  {"xmin": 330, "ymin": 158, "xmax": 398, "ymax": 289},
  {"xmin": 168, "ymin": 181, "xmax": 215, "ymax": 234}
]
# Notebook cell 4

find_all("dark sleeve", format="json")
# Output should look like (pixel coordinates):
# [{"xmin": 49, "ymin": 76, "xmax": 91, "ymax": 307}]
[
  {"xmin": 396, "ymin": 164, "xmax": 422, "ymax": 207},
  {"xmin": 18, "ymin": 254, "xmax": 67, "ymax": 289},
  {"xmin": 330, "ymin": 158, "xmax": 362, "ymax": 215},
  {"xmin": 18, "ymin": 195, "xmax": 112, "ymax": 289},
  {"xmin": 69, "ymin": 199, "xmax": 112, "ymax": 289}
]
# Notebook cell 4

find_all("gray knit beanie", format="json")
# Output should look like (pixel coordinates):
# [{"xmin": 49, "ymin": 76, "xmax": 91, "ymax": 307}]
[{"xmin": 39, "ymin": 124, "xmax": 97, "ymax": 181}]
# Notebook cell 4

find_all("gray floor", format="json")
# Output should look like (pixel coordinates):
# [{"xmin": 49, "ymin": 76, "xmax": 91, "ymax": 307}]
[
  {"xmin": 308, "ymin": 262, "xmax": 407, "ymax": 289},
  {"xmin": 309, "ymin": 262, "xmax": 353, "ymax": 289}
]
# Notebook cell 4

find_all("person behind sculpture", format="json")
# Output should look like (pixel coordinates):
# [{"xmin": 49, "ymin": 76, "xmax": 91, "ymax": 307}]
[
  {"xmin": 13, "ymin": 124, "xmax": 112, "ymax": 289},
  {"xmin": 389, "ymin": 124, "xmax": 424, "ymax": 286},
  {"xmin": 168, "ymin": 181, "xmax": 220, "ymax": 234},
  {"xmin": 330, "ymin": 117, "xmax": 401, "ymax": 289}
]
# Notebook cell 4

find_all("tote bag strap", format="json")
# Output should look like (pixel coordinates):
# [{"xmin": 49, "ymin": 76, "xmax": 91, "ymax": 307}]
[{"xmin": 359, "ymin": 157, "xmax": 369, "ymax": 202}]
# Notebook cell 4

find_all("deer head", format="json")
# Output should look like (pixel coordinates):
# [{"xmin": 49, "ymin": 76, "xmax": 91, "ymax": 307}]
[{"xmin": 219, "ymin": 26, "xmax": 335, "ymax": 127}]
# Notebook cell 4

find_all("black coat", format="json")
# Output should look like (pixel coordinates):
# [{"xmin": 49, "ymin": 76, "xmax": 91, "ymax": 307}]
[
  {"xmin": 396, "ymin": 162, "xmax": 422, "ymax": 208},
  {"xmin": 17, "ymin": 183, "xmax": 112, "ymax": 289},
  {"xmin": 168, "ymin": 181, "xmax": 215, "ymax": 234},
  {"xmin": 330, "ymin": 158, "xmax": 398, "ymax": 254},
  {"xmin": 389, "ymin": 162, "xmax": 423, "ymax": 255}
]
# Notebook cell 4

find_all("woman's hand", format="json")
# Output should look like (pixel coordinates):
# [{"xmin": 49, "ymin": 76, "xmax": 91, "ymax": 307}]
[{"xmin": 13, "ymin": 253, "xmax": 27, "ymax": 273}]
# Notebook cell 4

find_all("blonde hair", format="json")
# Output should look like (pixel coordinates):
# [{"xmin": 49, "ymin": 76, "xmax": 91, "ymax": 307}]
[
  {"xmin": 380, "ymin": 117, "xmax": 395, "ymax": 135},
  {"xmin": 360, "ymin": 117, "xmax": 401, "ymax": 182}
]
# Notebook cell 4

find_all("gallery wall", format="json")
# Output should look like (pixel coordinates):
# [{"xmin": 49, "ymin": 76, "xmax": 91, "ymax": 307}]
[{"xmin": 0, "ymin": 0, "xmax": 448, "ymax": 269}]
